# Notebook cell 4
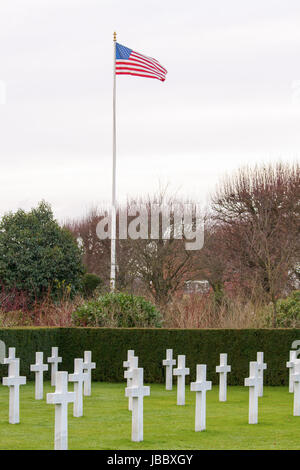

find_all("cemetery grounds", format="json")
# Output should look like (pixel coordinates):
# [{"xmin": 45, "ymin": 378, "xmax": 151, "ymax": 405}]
[{"xmin": 0, "ymin": 382, "xmax": 299, "ymax": 450}]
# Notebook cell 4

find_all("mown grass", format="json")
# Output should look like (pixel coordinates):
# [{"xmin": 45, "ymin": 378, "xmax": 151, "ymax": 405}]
[{"xmin": 0, "ymin": 382, "xmax": 299, "ymax": 450}]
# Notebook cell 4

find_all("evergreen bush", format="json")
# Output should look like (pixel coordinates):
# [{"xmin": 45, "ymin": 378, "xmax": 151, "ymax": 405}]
[
  {"xmin": 277, "ymin": 291, "xmax": 300, "ymax": 327},
  {"xmin": 72, "ymin": 292, "xmax": 162, "ymax": 327},
  {"xmin": 0, "ymin": 201, "xmax": 84, "ymax": 301}
]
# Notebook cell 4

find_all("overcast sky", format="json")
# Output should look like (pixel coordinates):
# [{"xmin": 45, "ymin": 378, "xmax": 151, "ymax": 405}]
[{"xmin": 0, "ymin": 0, "xmax": 300, "ymax": 222}]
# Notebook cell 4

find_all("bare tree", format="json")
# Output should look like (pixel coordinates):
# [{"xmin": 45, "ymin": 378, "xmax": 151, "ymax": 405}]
[
  {"xmin": 64, "ymin": 190, "xmax": 200, "ymax": 302},
  {"xmin": 193, "ymin": 217, "xmax": 232, "ymax": 306},
  {"xmin": 122, "ymin": 192, "xmax": 201, "ymax": 305},
  {"xmin": 65, "ymin": 206, "xmax": 111, "ymax": 284},
  {"xmin": 211, "ymin": 162, "xmax": 300, "ymax": 326}
]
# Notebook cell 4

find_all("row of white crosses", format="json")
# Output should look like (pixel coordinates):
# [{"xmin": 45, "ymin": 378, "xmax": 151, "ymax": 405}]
[
  {"xmin": 1, "ymin": 346, "xmax": 96, "ymax": 450},
  {"xmin": 31, "ymin": 347, "xmax": 300, "ymax": 443},
  {"xmin": 2, "ymin": 345, "xmax": 299, "ymax": 447},
  {"xmin": 162, "ymin": 349, "xmax": 272, "ymax": 429},
  {"xmin": 163, "ymin": 349, "xmax": 231, "ymax": 406},
  {"xmin": 162, "ymin": 350, "xmax": 226, "ymax": 431},
  {"xmin": 163, "ymin": 350, "xmax": 213, "ymax": 431},
  {"xmin": 123, "ymin": 349, "xmax": 214, "ymax": 438}
]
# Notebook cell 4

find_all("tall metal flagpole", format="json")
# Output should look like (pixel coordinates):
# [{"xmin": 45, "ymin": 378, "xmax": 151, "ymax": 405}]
[{"xmin": 110, "ymin": 32, "xmax": 117, "ymax": 292}]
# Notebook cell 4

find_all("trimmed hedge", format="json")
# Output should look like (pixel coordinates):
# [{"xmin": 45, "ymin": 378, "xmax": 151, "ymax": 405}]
[{"xmin": 0, "ymin": 328, "xmax": 299, "ymax": 385}]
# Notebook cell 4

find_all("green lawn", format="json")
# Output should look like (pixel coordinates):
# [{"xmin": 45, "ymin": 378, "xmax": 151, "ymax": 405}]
[{"xmin": 0, "ymin": 382, "xmax": 299, "ymax": 450}]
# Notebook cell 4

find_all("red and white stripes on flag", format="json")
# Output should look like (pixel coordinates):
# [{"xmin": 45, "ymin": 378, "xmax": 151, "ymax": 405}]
[{"xmin": 115, "ymin": 42, "xmax": 167, "ymax": 82}]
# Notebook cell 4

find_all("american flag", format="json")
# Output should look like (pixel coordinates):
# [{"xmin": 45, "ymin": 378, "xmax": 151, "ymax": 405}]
[{"xmin": 115, "ymin": 43, "xmax": 167, "ymax": 82}]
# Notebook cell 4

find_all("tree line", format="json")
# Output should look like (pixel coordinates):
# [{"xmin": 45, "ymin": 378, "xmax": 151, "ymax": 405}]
[{"xmin": 65, "ymin": 162, "xmax": 300, "ymax": 327}]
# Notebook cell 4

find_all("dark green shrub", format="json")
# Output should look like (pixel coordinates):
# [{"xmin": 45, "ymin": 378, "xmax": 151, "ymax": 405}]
[
  {"xmin": 0, "ymin": 201, "xmax": 84, "ymax": 300},
  {"xmin": 72, "ymin": 292, "xmax": 162, "ymax": 327},
  {"xmin": 277, "ymin": 291, "xmax": 300, "ymax": 327},
  {"xmin": 81, "ymin": 273, "xmax": 103, "ymax": 298}
]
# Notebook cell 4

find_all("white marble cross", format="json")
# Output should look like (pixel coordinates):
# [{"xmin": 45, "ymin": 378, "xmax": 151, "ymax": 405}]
[
  {"xmin": 292, "ymin": 359, "xmax": 300, "ymax": 416},
  {"xmin": 163, "ymin": 349, "xmax": 176, "ymax": 390},
  {"xmin": 30, "ymin": 352, "xmax": 48, "ymax": 400},
  {"xmin": 125, "ymin": 367, "xmax": 150, "ymax": 442},
  {"xmin": 83, "ymin": 351, "xmax": 96, "ymax": 396},
  {"xmin": 190, "ymin": 364, "xmax": 212, "ymax": 431},
  {"xmin": 173, "ymin": 355, "xmax": 190, "ymax": 406},
  {"xmin": 3, "ymin": 347, "xmax": 17, "ymax": 375},
  {"xmin": 124, "ymin": 355, "xmax": 139, "ymax": 411},
  {"xmin": 216, "ymin": 353, "xmax": 231, "ymax": 402},
  {"xmin": 287, "ymin": 350, "xmax": 297, "ymax": 393},
  {"xmin": 48, "ymin": 347, "xmax": 62, "ymax": 386},
  {"xmin": 2, "ymin": 358, "xmax": 26, "ymax": 424},
  {"xmin": 257, "ymin": 352, "xmax": 267, "ymax": 397},
  {"xmin": 47, "ymin": 371, "xmax": 76, "ymax": 450},
  {"xmin": 244, "ymin": 361, "xmax": 260, "ymax": 424},
  {"xmin": 68, "ymin": 358, "xmax": 88, "ymax": 417}
]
